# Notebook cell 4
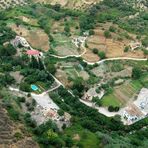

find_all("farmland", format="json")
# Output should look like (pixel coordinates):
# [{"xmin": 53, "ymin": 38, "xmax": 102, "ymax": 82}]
[
  {"xmin": 0, "ymin": 0, "xmax": 148, "ymax": 148},
  {"xmin": 8, "ymin": 23, "xmax": 49, "ymax": 51},
  {"xmin": 101, "ymin": 80, "xmax": 144, "ymax": 107}
]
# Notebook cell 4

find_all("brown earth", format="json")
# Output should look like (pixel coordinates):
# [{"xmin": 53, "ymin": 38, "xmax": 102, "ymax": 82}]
[
  {"xmin": 86, "ymin": 26, "xmax": 145, "ymax": 62},
  {"xmin": 8, "ymin": 23, "xmax": 50, "ymax": 51}
]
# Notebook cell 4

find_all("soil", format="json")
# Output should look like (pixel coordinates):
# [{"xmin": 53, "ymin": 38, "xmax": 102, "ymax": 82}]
[
  {"xmin": 9, "ymin": 23, "xmax": 49, "ymax": 51},
  {"xmin": 86, "ymin": 25, "xmax": 145, "ymax": 62}
]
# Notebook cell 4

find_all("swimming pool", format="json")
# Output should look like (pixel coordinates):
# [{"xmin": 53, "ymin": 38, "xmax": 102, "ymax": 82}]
[{"xmin": 31, "ymin": 85, "xmax": 39, "ymax": 91}]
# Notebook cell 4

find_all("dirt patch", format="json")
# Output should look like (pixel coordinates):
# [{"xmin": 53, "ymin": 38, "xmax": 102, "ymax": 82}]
[
  {"xmin": 82, "ymin": 48, "xmax": 100, "ymax": 62},
  {"xmin": 8, "ymin": 23, "xmax": 49, "ymax": 51},
  {"xmin": 10, "ymin": 71, "xmax": 24, "ymax": 84}
]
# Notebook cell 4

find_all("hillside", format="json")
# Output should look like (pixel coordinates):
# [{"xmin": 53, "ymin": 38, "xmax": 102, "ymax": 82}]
[
  {"xmin": 33, "ymin": 0, "xmax": 103, "ymax": 10},
  {"xmin": 0, "ymin": 0, "xmax": 148, "ymax": 148}
]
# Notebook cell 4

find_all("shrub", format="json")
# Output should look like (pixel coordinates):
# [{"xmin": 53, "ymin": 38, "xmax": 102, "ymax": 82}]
[
  {"xmin": 18, "ymin": 97, "xmax": 26, "ymax": 103},
  {"xmin": 92, "ymin": 48, "xmax": 98, "ymax": 54},
  {"xmin": 104, "ymin": 30, "xmax": 111, "ymax": 38},
  {"xmin": 124, "ymin": 46, "xmax": 129, "ymax": 52},
  {"xmin": 109, "ymin": 26, "xmax": 116, "ymax": 32},
  {"xmin": 98, "ymin": 51, "xmax": 106, "ymax": 59}
]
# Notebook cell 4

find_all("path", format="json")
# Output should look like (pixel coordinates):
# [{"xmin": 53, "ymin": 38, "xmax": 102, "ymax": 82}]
[
  {"xmin": 49, "ymin": 52, "xmax": 147, "ymax": 65},
  {"xmin": 80, "ymin": 99, "xmax": 121, "ymax": 117}
]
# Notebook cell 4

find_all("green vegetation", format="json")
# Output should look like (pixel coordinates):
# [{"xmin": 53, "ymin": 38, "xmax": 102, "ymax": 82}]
[
  {"xmin": 101, "ymin": 94, "xmax": 121, "ymax": 107},
  {"xmin": 0, "ymin": 1, "xmax": 148, "ymax": 148},
  {"xmin": 65, "ymin": 124, "xmax": 99, "ymax": 148}
]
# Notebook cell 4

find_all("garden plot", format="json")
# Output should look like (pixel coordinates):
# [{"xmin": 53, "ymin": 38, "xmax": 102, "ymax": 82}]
[
  {"xmin": 102, "ymin": 80, "xmax": 143, "ymax": 107},
  {"xmin": 8, "ymin": 23, "xmax": 49, "ymax": 51},
  {"xmin": 52, "ymin": 33, "xmax": 80, "ymax": 56}
]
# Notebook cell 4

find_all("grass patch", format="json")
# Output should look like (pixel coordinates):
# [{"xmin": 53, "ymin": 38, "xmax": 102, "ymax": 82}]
[
  {"xmin": 101, "ymin": 93, "xmax": 121, "ymax": 107},
  {"xmin": 64, "ymin": 124, "xmax": 99, "ymax": 148}
]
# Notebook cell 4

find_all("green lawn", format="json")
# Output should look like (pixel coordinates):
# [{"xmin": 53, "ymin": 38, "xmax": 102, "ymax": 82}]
[
  {"xmin": 101, "ymin": 94, "xmax": 121, "ymax": 107},
  {"xmin": 64, "ymin": 124, "xmax": 99, "ymax": 148}
]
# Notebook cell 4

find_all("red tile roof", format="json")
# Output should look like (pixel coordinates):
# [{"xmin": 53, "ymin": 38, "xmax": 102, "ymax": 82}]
[{"xmin": 26, "ymin": 50, "xmax": 40, "ymax": 55}]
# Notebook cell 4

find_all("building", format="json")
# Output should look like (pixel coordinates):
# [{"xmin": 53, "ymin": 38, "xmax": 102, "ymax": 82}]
[
  {"xmin": 26, "ymin": 50, "xmax": 43, "ymax": 60},
  {"xmin": 11, "ymin": 36, "xmax": 31, "ymax": 49},
  {"xmin": 129, "ymin": 41, "xmax": 141, "ymax": 51}
]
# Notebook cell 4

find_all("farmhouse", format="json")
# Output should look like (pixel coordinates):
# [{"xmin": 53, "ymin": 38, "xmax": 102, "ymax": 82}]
[
  {"xmin": 129, "ymin": 41, "xmax": 141, "ymax": 51},
  {"xmin": 83, "ymin": 87, "xmax": 104, "ymax": 101},
  {"xmin": 122, "ymin": 88, "xmax": 148, "ymax": 125},
  {"xmin": 122, "ymin": 104, "xmax": 143, "ymax": 125},
  {"xmin": 11, "ymin": 36, "xmax": 31, "ymax": 48},
  {"xmin": 134, "ymin": 88, "xmax": 148, "ymax": 115}
]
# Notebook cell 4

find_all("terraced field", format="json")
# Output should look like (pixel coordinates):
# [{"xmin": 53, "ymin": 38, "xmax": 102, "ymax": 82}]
[
  {"xmin": 0, "ymin": 103, "xmax": 39, "ymax": 148},
  {"xmin": 101, "ymin": 80, "xmax": 143, "ymax": 107}
]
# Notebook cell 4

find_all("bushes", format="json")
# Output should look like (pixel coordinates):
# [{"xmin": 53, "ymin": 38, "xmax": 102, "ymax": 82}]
[
  {"xmin": 142, "ymin": 37, "xmax": 148, "ymax": 47},
  {"xmin": 124, "ymin": 46, "xmax": 129, "ymax": 52},
  {"xmin": 92, "ymin": 48, "xmax": 98, "ymax": 54},
  {"xmin": 132, "ymin": 67, "xmax": 142, "ymax": 79},
  {"xmin": 7, "ymin": 107, "xmax": 20, "ymax": 121},
  {"xmin": 98, "ymin": 51, "xmax": 106, "ymax": 59},
  {"xmin": 20, "ymin": 82, "xmax": 31, "ymax": 92},
  {"xmin": 17, "ymin": 97, "xmax": 26, "ymax": 103},
  {"xmin": 108, "ymin": 106, "xmax": 120, "ymax": 112}
]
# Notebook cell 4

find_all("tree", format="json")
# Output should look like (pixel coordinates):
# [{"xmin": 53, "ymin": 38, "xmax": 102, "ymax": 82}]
[
  {"xmin": 72, "ymin": 77, "xmax": 84, "ymax": 95},
  {"xmin": 47, "ymin": 63, "xmax": 56, "ymax": 75},
  {"xmin": 92, "ymin": 48, "xmax": 98, "ymax": 54},
  {"xmin": 108, "ymin": 106, "xmax": 119, "ymax": 112},
  {"xmin": 104, "ymin": 30, "xmax": 111, "ymax": 38},
  {"xmin": 20, "ymin": 82, "xmax": 31, "ymax": 92},
  {"xmin": 142, "ymin": 37, "xmax": 148, "ymax": 47},
  {"xmin": 98, "ymin": 51, "xmax": 106, "ymax": 59},
  {"xmin": 124, "ymin": 46, "xmax": 129, "ymax": 52},
  {"xmin": 132, "ymin": 67, "xmax": 141, "ymax": 79},
  {"xmin": 58, "ymin": 109, "xmax": 64, "ymax": 116},
  {"xmin": 52, "ymin": 4, "xmax": 61, "ymax": 11}
]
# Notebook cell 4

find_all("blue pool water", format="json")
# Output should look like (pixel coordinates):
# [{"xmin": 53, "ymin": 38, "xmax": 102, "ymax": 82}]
[{"xmin": 31, "ymin": 85, "xmax": 38, "ymax": 91}]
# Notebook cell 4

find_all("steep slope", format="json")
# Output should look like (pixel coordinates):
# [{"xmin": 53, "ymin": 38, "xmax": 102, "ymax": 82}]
[
  {"xmin": 0, "ymin": 103, "xmax": 39, "ymax": 148},
  {"xmin": 33, "ymin": 0, "xmax": 103, "ymax": 10}
]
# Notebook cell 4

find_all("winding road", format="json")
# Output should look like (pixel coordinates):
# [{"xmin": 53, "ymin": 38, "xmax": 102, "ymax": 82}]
[{"xmin": 49, "ymin": 52, "xmax": 147, "ymax": 66}]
